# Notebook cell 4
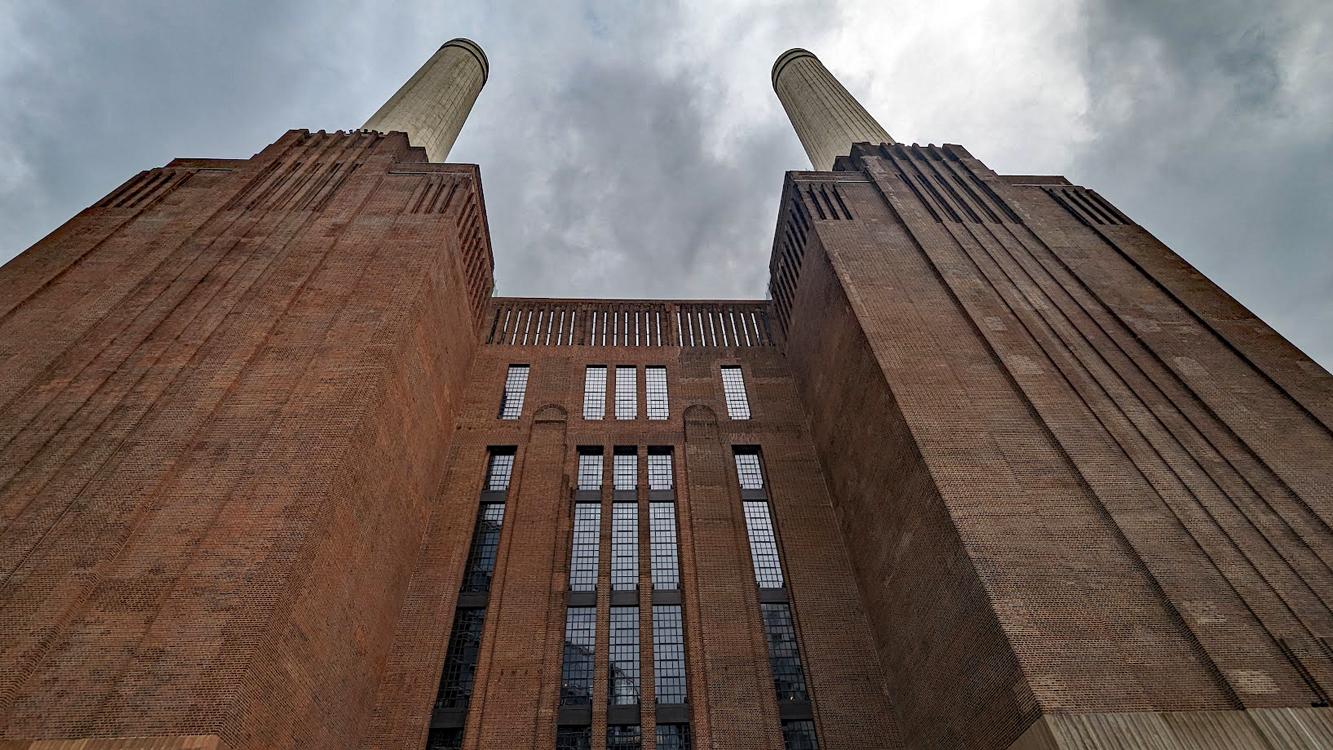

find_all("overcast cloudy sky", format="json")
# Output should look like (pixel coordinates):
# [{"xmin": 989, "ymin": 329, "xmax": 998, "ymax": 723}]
[{"xmin": 1, "ymin": 0, "xmax": 1330, "ymax": 367}]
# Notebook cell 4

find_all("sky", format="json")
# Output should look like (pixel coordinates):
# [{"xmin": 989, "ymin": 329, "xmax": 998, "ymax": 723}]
[{"xmin": 1, "ymin": 0, "xmax": 1330, "ymax": 368}]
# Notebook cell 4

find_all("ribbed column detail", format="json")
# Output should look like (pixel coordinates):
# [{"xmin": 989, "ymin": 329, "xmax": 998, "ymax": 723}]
[
  {"xmin": 772, "ymin": 48, "xmax": 893, "ymax": 170},
  {"xmin": 362, "ymin": 38, "xmax": 488, "ymax": 163}
]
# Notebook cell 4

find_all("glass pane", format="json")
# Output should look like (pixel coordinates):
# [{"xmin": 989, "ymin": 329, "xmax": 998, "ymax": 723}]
[
  {"xmin": 652, "ymin": 604, "xmax": 688, "ymax": 704},
  {"xmin": 762, "ymin": 603, "xmax": 809, "ymax": 702},
  {"xmin": 499, "ymin": 365, "xmax": 529, "ymax": 419},
  {"xmin": 647, "ymin": 451, "xmax": 673, "ymax": 490},
  {"xmin": 720, "ymin": 366, "xmax": 750, "ymax": 419},
  {"xmin": 611, "ymin": 504, "xmax": 639, "ymax": 591},
  {"xmin": 656, "ymin": 724, "xmax": 692, "ymax": 750},
  {"xmin": 781, "ymin": 720, "xmax": 819, "ymax": 750},
  {"xmin": 577, "ymin": 452, "xmax": 603, "ymax": 491},
  {"xmin": 734, "ymin": 451, "xmax": 764, "ymax": 490},
  {"xmin": 646, "ymin": 367, "xmax": 669, "ymax": 420},
  {"xmin": 570, "ymin": 504, "xmax": 601, "ymax": 592},
  {"xmin": 607, "ymin": 725, "xmax": 642, "ymax": 750},
  {"xmin": 560, "ymin": 607, "xmax": 596, "ymax": 705},
  {"xmin": 649, "ymin": 503, "xmax": 679, "ymax": 590},
  {"xmin": 742, "ymin": 501, "xmax": 785, "ymax": 588},
  {"xmin": 583, "ymin": 366, "xmax": 607, "ymax": 419},
  {"xmin": 435, "ymin": 608, "xmax": 487, "ymax": 709},
  {"xmin": 556, "ymin": 726, "xmax": 592, "ymax": 750},
  {"xmin": 485, "ymin": 451, "xmax": 515, "ymax": 491},
  {"xmin": 615, "ymin": 366, "xmax": 638, "ymax": 420},
  {"xmin": 608, "ymin": 606, "xmax": 641, "ymax": 705},
  {"xmin": 461, "ymin": 503, "xmax": 506, "ymax": 593}
]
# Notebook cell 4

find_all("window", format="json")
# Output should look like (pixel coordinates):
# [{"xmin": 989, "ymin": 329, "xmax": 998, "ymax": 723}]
[
  {"xmin": 461, "ymin": 503, "xmax": 506, "ymax": 593},
  {"xmin": 781, "ymin": 720, "xmax": 820, "ymax": 750},
  {"xmin": 608, "ymin": 606, "xmax": 640, "ymax": 705},
  {"xmin": 720, "ymin": 366, "xmax": 751, "ymax": 419},
  {"xmin": 761, "ymin": 603, "xmax": 809, "ymax": 702},
  {"xmin": 611, "ymin": 504, "xmax": 639, "ymax": 591},
  {"xmin": 607, "ymin": 725, "xmax": 642, "ymax": 750},
  {"xmin": 646, "ymin": 367, "xmax": 669, "ymax": 420},
  {"xmin": 647, "ymin": 449, "xmax": 673, "ymax": 490},
  {"xmin": 734, "ymin": 450, "xmax": 764, "ymax": 490},
  {"xmin": 435, "ymin": 608, "xmax": 486, "ymax": 709},
  {"xmin": 652, "ymin": 604, "xmax": 688, "ymax": 704},
  {"xmin": 584, "ymin": 366, "xmax": 607, "ymax": 419},
  {"xmin": 561, "ymin": 607, "xmax": 597, "ymax": 705},
  {"xmin": 743, "ymin": 502, "xmax": 785, "ymax": 588},
  {"xmin": 498, "ymin": 365, "xmax": 529, "ymax": 419},
  {"xmin": 657, "ymin": 725, "xmax": 692, "ymax": 750},
  {"xmin": 570, "ymin": 504, "xmax": 601, "ymax": 592},
  {"xmin": 649, "ymin": 503, "xmax": 680, "ymax": 590},
  {"xmin": 484, "ymin": 449, "xmax": 515, "ymax": 491},
  {"xmin": 615, "ymin": 366, "xmax": 638, "ymax": 420},
  {"xmin": 425, "ymin": 728, "xmax": 463, "ymax": 750},
  {"xmin": 577, "ymin": 449, "xmax": 604, "ymax": 491},
  {"xmin": 613, "ymin": 450, "xmax": 638, "ymax": 491},
  {"xmin": 556, "ymin": 726, "xmax": 592, "ymax": 750}
]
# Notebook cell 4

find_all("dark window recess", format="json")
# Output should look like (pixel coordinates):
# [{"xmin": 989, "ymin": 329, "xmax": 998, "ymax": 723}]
[
  {"xmin": 561, "ymin": 607, "xmax": 597, "ymax": 705},
  {"xmin": 656, "ymin": 724, "xmax": 692, "ymax": 750},
  {"xmin": 653, "ymin": 604, "xmax": 688, "ymax": 704},
  {"xmin": 608, "ymin": 606, "xmax": 641, "ymax": 705},
  {"xmin": 460, "ymin": 504, "xmax": 506, "ymax": 594},
  {"xmin": 425, "ymin": 727, "xmax": 464, "ymax": 750},
  {"xmin": 762, "ymin": 603, "xmax": 809, "ymax": 702},
  {"xmin": 556, "ymin": 726, "xmax": 593, "ymax": 750},
  {"xmin": 607, "ymin": 725, "xmax": 643, "ymax": 750},
  {"xmin": 782, "ymin": 720, "xmax": 820, "ymax": 750},
  {"xmin": 435, "ymin": 608, "xmax": 487, "ymax": 709},
  {"xmin": 484, "ymin": 450, "xmax": 515, "ymax": 491}
]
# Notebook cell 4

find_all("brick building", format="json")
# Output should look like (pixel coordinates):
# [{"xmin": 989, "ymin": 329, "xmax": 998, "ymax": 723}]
[{"xmin": 1, "ymin": 39, "xmax": 1332, "ymax": 750}]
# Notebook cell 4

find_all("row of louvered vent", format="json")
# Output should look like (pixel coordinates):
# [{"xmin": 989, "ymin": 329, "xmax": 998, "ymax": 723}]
[
  {"xmin": 1044, "ymin": 186, "xmax": 1131, "ymax": 226},
  {"xmin": 880, "ymin": 144, "xmax": 1022, "ymax": 224},
  {"xmin": 96, "ymin": 169, "xmax": 192, "ymax": 209},
  {"xmin": 486, "ymin": 303, "xmax": 773, "ymax": 347},
  {"xmin": 222, "ymin": 159, "xmax": 361, "ymax": 212}
]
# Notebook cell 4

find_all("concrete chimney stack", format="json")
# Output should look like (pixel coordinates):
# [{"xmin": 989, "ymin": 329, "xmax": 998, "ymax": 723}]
[
  {"xmin": 772, "ymin": 48, "xmax": 893, "ymax": 170},
  {"xmin": 363, "ymin": 38, "xmax": 489, "ymax": 163}
]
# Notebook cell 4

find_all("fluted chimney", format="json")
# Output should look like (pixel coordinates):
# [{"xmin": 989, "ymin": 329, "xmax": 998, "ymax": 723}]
[
  {"xmin": 772, "ymin": 49, "xmax": 893, "ymax": 170},
  {"xmin": 363, "ymin": 38, "xmax": 489, "ymax": 163}
]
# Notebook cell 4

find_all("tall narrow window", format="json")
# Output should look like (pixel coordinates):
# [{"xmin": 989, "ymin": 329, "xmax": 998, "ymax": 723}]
[
  {"xmin": 613, "ymin": 449, "xmax": 638, "ymax": 491},
  {"xmin": 646, "ymin": 366, "xmax": 669, "ymax": 420},
  {"xmin": 570, "ymin": 504, "xmax": 601, "ymax": 592},
  {"xmin": 461, "ymin": 504, "xmax": 506, "ymax": 593},
  {"xmin": 647, "ymin": 449, "xmax": 673, "ymax": 491},
  {"xmin": 499, "ymin": 365, "xmax": 530, "ymax": 419},
  {"xmin": 484, "ymin": 449, "xmax": 515, "ymax": 492},
  {"xmin": 577, "ymin": 449, "xmax": 604, "ymax": 491},
  {"xmin": 652, "ymin": 604, "xmax": 688, "ymax": 704},
  {"xmin": 426, "ymin": 728, "xmax": 463, "ymax": 750},
  {"xmin": 607, "ymin": 726, "xmax": 642, "ymax": 750},
  {"xmin": 734, "ymin": 450, "xmax": 764, "ymax": 490},
  {"xmin": 649, "ymin": 503, "xmax": 680, "ymax": 590},
  {"xmin": 615, "ymin": 365, "xmax": 638, "ymax": 420},
  {"xmin": 761, "ymin": 603, "xmax": 809, "ymax": 702},
  {"xmin": 435, "ymin": 608, "xmax": 486, "ymax": 709},
  {"xmin": 742, "ymin": 502, "xmax": 785, "ymax": 589},
  {"xmin": 781, "ymin": 720, "xmax": 819, "ymax": 749},
  {"xmin": 720, "ymin": 366, "xmax": 751, "ymax": 419},
  {"xmin": 584, "ymin": 366, "xmax": 607, "ymax": 419},
  {"xmin": 556, "ymin": 727, "xmax": 592, "ymax": 750},
  {"xmin": 657, "ymin": 725, "xmax": 692, "ymax": 750},
  {"xmin": 608, "ymin": 606, "xmax": 641, "ymax": 705},
  {"xmin": 561, "ymin": 607, "xmax": 597, "ymax": 705},
  {"xmin": 611, "ymin": 504, "xmax": 639, "ymax": 590}
]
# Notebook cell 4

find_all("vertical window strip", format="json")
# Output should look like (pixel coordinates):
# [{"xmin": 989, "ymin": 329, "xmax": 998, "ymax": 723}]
[
  {"xmin": 608, "ymin": 606, "xmax": 641, "ymax": 705},
  {"xmin": 652, "ymin": 604, "xmax": 688, "ymax": 704},
  {"xmin": 485, "ymin": 451, "xmax": 515, "ymax": 491},
  {"xmin": 435, "ymin": 608, "xmax": 487, "ymax": 708},
  {"xmin": 426, "ymin": 728, "xmax": 463, "ymax": 750},
  {"xmin": 762, "ymin": 603, "xmax": 809, "ymax": 703},
  {"xmin": 734, "ymin": 452, "xmax": 764, "ymax": 490},
  {"xmin": 607, "ymin": 725, "xmax": 642, "ymax": 750},
  {"xmin": 657, "ymin": 725, "xmax": 692, "ymax": 750},
  {"xmin": 611, "ymin": 504, "xmax": 639, "ymax": 591},
  {"xmin": 498, "ymin": 365, "xmax": 529, "ymax": 419},
  {"xmin": 743, "ymin": 502, "xmax": 785, "ymax": 588},
  {"xmin": 721, "ymin": 366, "xmax": 750, "ymax": 419},
  {"xmin": 577, "ymin": 452, "xmax": 604, "ymax": 491},
  {"xmin": 613, "ymin": 452, "xmax": 638, "ymax": 491},
  {"xmin": 647, "ymin": 451, "xmax": 673, "ymax": 490},
  {"xmin": 570, "ymin": 504, "xmax": 601, "ymax": 591},
  {"xmin": 781, "ymin": 720, "xmax": 819, "ymax": 750},
  {"xmin": 615, "ymin": 366, "xmax": 638, "ymax": 419},
  {"xmin": 560, "ymin": 607, "xmax": 597, "ymax": 705},
  {"xmin": 556, "ymin": 727, "xmax": 592, "ymax": 750},
  {"xmin": 461, "ymin": 504, "xmax": 507, "ymax": 593},
  {"xmin": 645, "ymin": 367, "xmax": 668, "ymax": 420},
  {"xmin": 649, "ymin": 503, "xmax": 680, "ymax": 590},
  {"xmin": 583, "ymin": 366, "xmax": 607, "ymax": 419}
]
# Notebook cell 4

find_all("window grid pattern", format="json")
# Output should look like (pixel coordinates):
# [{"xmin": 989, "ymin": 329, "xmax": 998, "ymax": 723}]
[
  {"xmin": 720, "ymin": 366, "xmax": 751, "ymax": 419},
  {"xmin": 646, "ymin": 367, "xmax": 669, "ymax": 420},
  {"xmin": 781, "ymin": 720, "xmax": 820, "ymax": 750},
  {"xmin": 425, "ymin": 728, "xmax": 463, "ymax": 750},
  {"xmin": 570, "ymin": 504, "xmax": 601, "ymax": 592},
  {"xmin": 611, "ymin": 504, "xmax": 639, "ymax": 591},
  {"xmin": 577, "ymin": 452, "xmax": 603, "ymax": 491},
  {"xmin": 743, "ymin": 501, "xmax": 785, "ymax": 588},
  {"xmin": 656, "ymin": 725, "xmax": 692, "ymax": 750},
  {"xmin": 560, "ymin": 607, "xmax": 597, "ymax": 705},
  {"xmin": 498, "ymin": 365, "xmax": 529, "ymax": 419},
  {"xmin": 583, "ymin": 366, "xmax": 607, "ymax": 419},
  {"xmin": 613, "ymin": 452, "xmax": 638, "ymax": 491},
  {"xmin": 734, "ymin": 452, "xmax": 764, "ymax": 490},
  {"xmin": 650, "ymin": 503, "xmax": 680, "ymax": 590},
  {"xmin": 460, "ymin": 504, "xmax": 506, "ymax": 593},
  {"xmin": 653, "ymin": 604, "xmax": 688, "ymax": 704},
  {"xmin": 608, "ymin": 606, "xmax": 641, "ymax": 705},
  {"xmin": 615, "ymin": 366, "xmax": 638, "ymax": 420},
  {"xmin": 556, "ymin": 726, "xmax": 592, "ymax": 750},
  {"xmin": 484, "ymin": 451, "xmax": 515, "ymax": 491},
  {"xmin": 435, "ymin": 608, "xmax": 486, "ymax": 709},
  {"xmin": 607, "ymin": 725, "xmax": 642, "ymax": 750},
  {"xmin": 762, "ymin": 603, "xmax": 809, "ymax": 702},
  {"xmin": 647, "ymin": 452, "xmax": 673, "ymax": 490}
]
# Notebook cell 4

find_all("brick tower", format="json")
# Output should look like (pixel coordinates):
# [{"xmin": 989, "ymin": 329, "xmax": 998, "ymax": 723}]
[{"xmin": 1, "ymin": 39, "xmax": 1332, "ymax": 750}]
